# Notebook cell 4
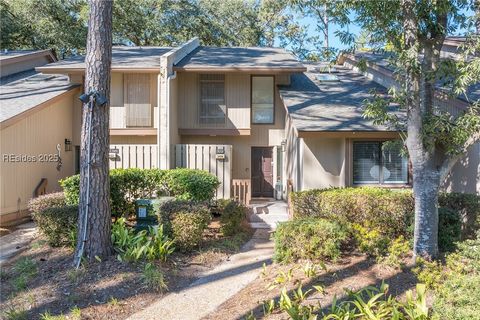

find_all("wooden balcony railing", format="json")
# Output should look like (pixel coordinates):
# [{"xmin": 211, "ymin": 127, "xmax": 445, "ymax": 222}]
[{"xmin": 232, "ymin": 179, "xmax": 251, "ymax": 205}]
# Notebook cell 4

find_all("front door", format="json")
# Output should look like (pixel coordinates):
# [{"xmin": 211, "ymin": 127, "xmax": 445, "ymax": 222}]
[{"xmin": 251, "ymin": 147, "xmax": 274, "ymax": 198}]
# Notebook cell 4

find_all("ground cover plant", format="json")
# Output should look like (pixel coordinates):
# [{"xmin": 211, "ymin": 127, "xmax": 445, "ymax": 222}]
[
  {"xmin": 0, "ymin": 211, "xmax": 252, "ymax": 319},
  {"xmin": 415, "ymin": 232, "xmax": 480, "ymax": 320}
]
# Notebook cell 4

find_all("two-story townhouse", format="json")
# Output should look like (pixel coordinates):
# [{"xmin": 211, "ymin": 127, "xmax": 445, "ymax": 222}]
[{"xmin": 3, "ymin": 37, "xmax": 478, "ymax": 225}]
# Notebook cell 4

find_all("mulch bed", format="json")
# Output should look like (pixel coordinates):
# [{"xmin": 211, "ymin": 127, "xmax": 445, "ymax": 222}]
[
  {"xmin": 0, "ymin": 219, "xmax": 253, "ymax": 320},
  {"xmin": 203, "ymin": 253, "xmax": 418, "ymax": 320}
]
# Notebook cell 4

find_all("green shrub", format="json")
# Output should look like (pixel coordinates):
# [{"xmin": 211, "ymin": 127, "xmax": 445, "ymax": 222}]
[
  {"xmin": 165, "ymin": 168, "xmax": 220, "ymax": 202},
  {"xmin": 216, "ymin": 199, "xmax": 248, "ymax": 236},
  {"xmin": 171, "ymin": 210, "xmax": 211, "ymax": 251},
  {"xmin": 439, "ymin": 192, "xmax": 480, "ymax": 239},
  {"xmin": 28, "ymin": 192, "xmax": 66, "ymax": 215},
  {"xmin": 351, "ymin": 224, "xmax": 391, "ymax": 257},
  {"xmin": 290, "ymin": 187, "xmax": 414, "ymax": 240},
  {"xmin": 290, "ymin": 187, "xmax": 480, "ymax": 254},
  {"xmin": 274, "ymin": 218, "xmax": 347, "ymax": 263},
  {"xmin": 60, "ymin": 168, "xmax": 166, "ymax": 217},
  {"xmin": 438, "ymin": 207, "xmax": 462, "ymax": 252},
  {"xmin": 157, "ymin": 200, "xmax": 209, "ymax": 233},
  {"xmin": 33, "ymin": 205, "xmax": 78, "ymax": 247},
  {"xmin": 60, "ymin": 168, "xmax": 219, "ymax": 218}
]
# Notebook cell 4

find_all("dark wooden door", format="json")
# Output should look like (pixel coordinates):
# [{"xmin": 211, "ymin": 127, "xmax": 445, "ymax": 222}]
[{"xmin": 251, "ymin": 147, "xmax": 274, "ymax": 198}]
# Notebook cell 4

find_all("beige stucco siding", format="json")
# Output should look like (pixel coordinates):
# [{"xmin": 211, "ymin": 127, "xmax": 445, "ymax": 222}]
[
  {"xmin": 0, "ymin": 94, "xmax": 76, "ymax": 222},
  {"xmin": 443, "ymin": 142, "xmax": 480, "ymax": 194},
  {"xmin": 302, "ymin": 137, "xmax": 346, "ymax": 189},
  {"xmin": 285, "ymin": 115, "xmax": 300, "ymax": 191}
]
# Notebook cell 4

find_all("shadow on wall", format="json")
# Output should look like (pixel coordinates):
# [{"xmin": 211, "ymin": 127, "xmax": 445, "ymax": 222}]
[
  {"xmin": 302, "ymin": 137, "xmax": 345, "ymax": 189},
  {"xmin": 442, "ymin": 143, "xmax": 480, "ymax": 194}
]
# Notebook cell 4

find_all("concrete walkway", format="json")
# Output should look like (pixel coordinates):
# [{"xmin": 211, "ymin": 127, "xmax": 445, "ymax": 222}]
[
  {"xmin": 0, "ymin": 221, "xmax": 37, "ymax": 266},
  {"xmin": 128, "ymin": 229, "xmax": 274, "ymax": 320},
  {"xmin": 249, "ymin": 200, "xmax": 289, "ymax": 229}
]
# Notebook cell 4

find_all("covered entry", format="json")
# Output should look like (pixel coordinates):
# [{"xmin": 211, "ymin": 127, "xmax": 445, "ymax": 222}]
[{"xmin": 251, "ymin": 147, "xmax": 274, "ymax": 198}]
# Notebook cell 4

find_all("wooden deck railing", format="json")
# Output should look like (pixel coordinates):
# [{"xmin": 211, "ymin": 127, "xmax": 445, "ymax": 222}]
[{"xmin": 232, "ymin": 179, "xmax": 251, "ymax": 205}]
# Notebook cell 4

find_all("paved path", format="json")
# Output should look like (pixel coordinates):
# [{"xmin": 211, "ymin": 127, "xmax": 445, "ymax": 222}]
[
  {"xmin": 0, "ymin": 221, "xmax": 37, "ymax": 266},
  {"xmin": 249, "ymin": 200, "xmax": 289, "ymax": 229},
  {"xmin": 128, "ymin": 229, "xmax": 274, "ymax": 320}
]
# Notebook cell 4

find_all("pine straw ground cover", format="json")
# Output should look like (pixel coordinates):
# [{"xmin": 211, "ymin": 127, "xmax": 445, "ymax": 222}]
[
  {"xmin": 0, "ymin": 218, "xmax": 253, "ymax": 320},
  {"xmin": 204, "ymin": 253, "xmax": 418, "ymax": 320}
]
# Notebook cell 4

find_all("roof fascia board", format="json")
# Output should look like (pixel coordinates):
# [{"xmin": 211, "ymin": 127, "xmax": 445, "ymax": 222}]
[
  {"xmin": 1, "ymin": 50, "xmax": 57, "ymax": 66},
  {"xmin": 297, "ymin": 130, "xmax": 401, "ymax": 138},
  {"xmin": 173, "ymin": 67, "xmax": 307, "ymax": 73},
  {"xmin": 36, "ymin": 67, "xmax": 163, "ymax": 74}
]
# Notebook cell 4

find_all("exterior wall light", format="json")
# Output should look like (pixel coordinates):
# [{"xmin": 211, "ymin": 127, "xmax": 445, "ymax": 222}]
[{"xmin": 64, "ymin": 139, "xmax": 72, "ymax": 152}]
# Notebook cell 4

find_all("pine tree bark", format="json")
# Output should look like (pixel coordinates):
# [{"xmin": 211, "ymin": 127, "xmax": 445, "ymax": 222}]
[{"xmin": 73, "ymin": 0, "xmax": 113, "ymax": 265}]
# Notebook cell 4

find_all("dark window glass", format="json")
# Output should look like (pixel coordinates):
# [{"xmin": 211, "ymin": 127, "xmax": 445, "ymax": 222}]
[
  {"xmin": 199, "ymin": 74, "xmax": 225, "ymax": 125},
  {"xmin": 353, "ymin": 141, "xmax": 408, "ymax": 184}
]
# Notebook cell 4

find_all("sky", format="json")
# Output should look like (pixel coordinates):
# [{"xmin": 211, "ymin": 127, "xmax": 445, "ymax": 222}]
[{"xmin": 288, "ymin": 7, "xmax": 475, "ymax": 54}]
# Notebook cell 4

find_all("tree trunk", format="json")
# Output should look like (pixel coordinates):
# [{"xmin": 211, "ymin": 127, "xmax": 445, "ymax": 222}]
[
  {"xmin": 73, "ymin": 0, "xmax": 113, "ymax": 266},
  {"xmin": 412, "ymin": 164, "xmax": 441, "ymax": 259}
]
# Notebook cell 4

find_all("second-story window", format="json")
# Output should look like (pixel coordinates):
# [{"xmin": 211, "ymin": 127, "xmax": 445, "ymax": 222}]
[
  {"xmin": 252, "ymin": 76, "xmax": 274, "ymax": 124},
  {"xmin": 199, "ymin": 74, "xmax": 225, "ymax": 125},
  {"xmin": 124, "ymin": 73, "xmax": 152, "ymax": 127}
]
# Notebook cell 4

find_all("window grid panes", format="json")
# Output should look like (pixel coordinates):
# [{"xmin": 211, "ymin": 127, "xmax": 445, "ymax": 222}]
[
  {"xmin": 252, "ymin": 76, "xmax": 274, "ymax": 124},
  {"xmin": 199, "ymin": 74, "xmax": 226, "ymax": 125},
  {"xmin": 353, "ymin": 141, "xmax": 408, "ymax": 185}
]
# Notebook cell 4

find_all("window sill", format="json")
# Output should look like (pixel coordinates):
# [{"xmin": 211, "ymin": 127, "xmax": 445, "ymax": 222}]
[{"xmin": 352, "ymin": 183, "xmax": 411, "ymax": 189}]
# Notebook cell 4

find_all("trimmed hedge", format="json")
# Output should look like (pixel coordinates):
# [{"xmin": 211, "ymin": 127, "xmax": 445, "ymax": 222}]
[
  {"xmin": 158, "ymin": 200, "xmax": 211, "ymax": 251},
  {"xmin": 60, "ymin": 168, "xmax": 219, "ymax": 217},
  {"xmin": 28, "ymin": 192, "xmax": 66, "ymax": 215},
  {"xmin": 290, "ymin": 187, "xmax": 480, "ymax": 255},
  {"xmin": 33, "ymin": 205, "xmax": 78, "ymax": 247},
  {"xmin": 164, "ymin": 168, "xmax": 220, "ymax": 202},
  {"xmin": 216, "ymin": 199, "xmax": 248, "ymax": 236},
  {"xmin": 274, "ymin": 218, "xmax": 348, "ymax": 263},
  {"xmin": 291, "ymin": 187, "xmax": 414, "ymax": 240},
  {"xmin": 439, "ymin": 192, "xmax": 480, "ymax": 239}
]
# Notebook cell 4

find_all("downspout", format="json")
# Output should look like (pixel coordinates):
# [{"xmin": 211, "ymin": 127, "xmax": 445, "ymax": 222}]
[{"xmin": 164, "ymin": 70, "xmax": 176, "ymax": 169}]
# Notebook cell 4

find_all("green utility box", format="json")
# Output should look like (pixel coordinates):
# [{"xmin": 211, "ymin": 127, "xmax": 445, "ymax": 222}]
[{"xmin": 135, "ymin": 197, "xmax": 174, "ymax": 231}]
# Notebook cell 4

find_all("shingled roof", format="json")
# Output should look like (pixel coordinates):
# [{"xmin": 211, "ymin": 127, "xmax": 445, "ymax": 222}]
[
  {"xmin": 37, "ymin": 46, "xmax": 172, "ymax": 73},
  {"xmin": 0, "ymin": 73, "xmax": 78, "ymax": 124},
  {"xmin": 174, "ymin": 46, "xmax": 306, "ymax": 72},
  {"xmin": 279, "ymin": 64, "xmax": 399, "ymax": 132}
]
